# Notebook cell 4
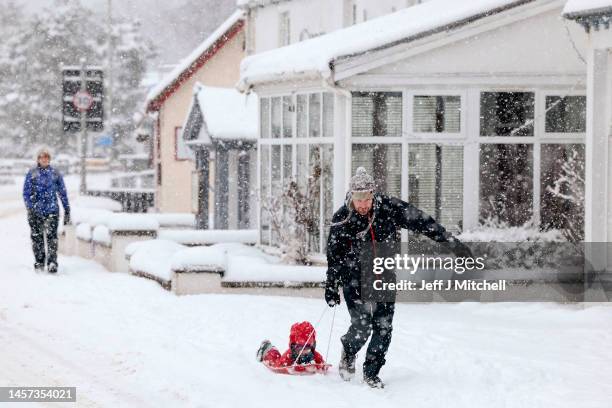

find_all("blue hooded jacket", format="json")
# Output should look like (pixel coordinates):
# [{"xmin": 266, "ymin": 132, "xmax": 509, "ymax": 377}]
[{"xmin": 23, "ymin": 165, "xmax": 70, "ymax": 216}]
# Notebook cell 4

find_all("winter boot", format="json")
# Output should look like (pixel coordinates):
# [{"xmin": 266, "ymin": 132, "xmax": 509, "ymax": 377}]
[
  {"xmin": 339, "ymin": 349, "xmax": 356, "ymax": 381},
  {"xmin": 48, "ymin": 262, "xmax": 58, "ymax": 274},
  {"xmin": 256, "ymin": 340, "xmax": 273, "ymax": 362},
  {"xmin": 34, "ymin": 263, "xmax": 44, "ymax": 273},
  {"xmin": 364, "ymin": 375, "xmax": 385, "ymax": 389}
]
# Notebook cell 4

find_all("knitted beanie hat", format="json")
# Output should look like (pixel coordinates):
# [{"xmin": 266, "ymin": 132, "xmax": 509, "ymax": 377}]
[{"xmin": 350, "ymin": 167, "xmax": 375, "ymax": 199}]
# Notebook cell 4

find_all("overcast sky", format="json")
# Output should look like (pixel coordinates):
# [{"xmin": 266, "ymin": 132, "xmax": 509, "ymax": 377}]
[{"xmin": 13, "ymin": 0, "xmax": 237, "ymax": 67}]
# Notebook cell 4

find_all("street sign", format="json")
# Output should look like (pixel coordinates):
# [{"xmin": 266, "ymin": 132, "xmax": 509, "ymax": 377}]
[
  {"xmin": 62, "ymin": 67, "xmax": 104, "ymax": 132},
  {"xmin": 73, "ymin": 91, "xmax": 94, "ymax": 112}
]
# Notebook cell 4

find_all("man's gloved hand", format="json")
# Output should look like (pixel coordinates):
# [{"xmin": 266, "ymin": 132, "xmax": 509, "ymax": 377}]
[
  {"xmin": 448, "ymin": 237, "xmax": 473, "ymax": 258},
  {"xmin": 63, "ymin": 211, "xmax": 71, "ymax": 226},
  {"xmin": 324, "ymin": 275, "xmax": 341, "ymax": 307}
]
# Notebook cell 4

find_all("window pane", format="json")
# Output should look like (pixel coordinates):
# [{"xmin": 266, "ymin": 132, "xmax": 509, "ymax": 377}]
[
  {"xmin": 271, "ymin": 145, "xmax": 282, "ymax": 245},
  {"xmin": 321, "ymin": 144, "xmax": 334, "ymax": 251},
  {"xmin": 480, "ymin": 144, "xmax": 533, "ymax": 226},
  {"xmin": 413, "ymin": 95, "xmax": 461, "ymax": 133},
  {"xmin": 323, "ymin": 93, "xmax": 334, "ymax": 138},
  {"xmin": 260, "ymin": 145, "xmax": 270, "ymax": 245},
  {"xmin": 260, "ymin": 98, "xmax": 270, "ymax": 139},
  {"xmin": 540, "ymin": 144, "xmax": 585, "ymax": 236},
  {"xmin": 309, "ymin": 145, "xmax": 321, "ymax": 252},
  {"xmin": 282, "ymin": 96, "xmax": 293, "ymax": 138},
  {"xmin": 408, "ymin": 144, "xmax": 463, "ymax": 232},
  {"xmin": 283, "ymin": 144, "xmax": 292, "ymax": 181},
  {"xmin": 545, "ymin": 96, "xmax": 586, "ymax": 133},
  {"xmin": 352, "ymin": 92, "xmax": 402, "ymax": 137},
  {"xmin": 297, "ymin": 94, "xmax": 307, "ymax": 138},
  {"xmin": 296, "ymin": 144, "xmax": 308, "ymax": 193},
  {"xmin": 271, "ymin": 97, "xmax": 281, "ymax": 138},
  {"xmin": 309, "ymin": 93, "xmax": 321, "ymax": 137},
  {"xmin": 351, "ymin": 143, "xmax": 401, "ymax": 198},
  {"xmin": 480, "ymin": 92, "xmax": 534, "ymax": 136}
]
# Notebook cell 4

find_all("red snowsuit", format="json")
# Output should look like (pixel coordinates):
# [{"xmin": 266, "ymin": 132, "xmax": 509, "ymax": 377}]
[{"xmin": 262, "ymin": 321, "xmax": 328, "ymax": 374}]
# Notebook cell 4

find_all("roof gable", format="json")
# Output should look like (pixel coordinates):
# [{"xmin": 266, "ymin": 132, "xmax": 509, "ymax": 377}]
[{"xmin": 147, "ymin": 10, "xmax": 245, "ymax": 112}]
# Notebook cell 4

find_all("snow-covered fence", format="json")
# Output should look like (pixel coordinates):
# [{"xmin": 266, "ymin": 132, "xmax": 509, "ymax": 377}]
[{"xmin": 86, "ymin": 188, "xmax": 155, "ymax": 213}]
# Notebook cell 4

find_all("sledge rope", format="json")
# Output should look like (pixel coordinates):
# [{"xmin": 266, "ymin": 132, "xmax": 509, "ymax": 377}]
[{"xmin": 324, "ymin": 306, "xmax": 336, "ymax": 363}]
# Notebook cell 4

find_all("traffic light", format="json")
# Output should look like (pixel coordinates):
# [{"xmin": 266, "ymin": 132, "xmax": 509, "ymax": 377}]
[{"xmin": 62, "ymin": 67, "xmax": 104, "ymax": 132}]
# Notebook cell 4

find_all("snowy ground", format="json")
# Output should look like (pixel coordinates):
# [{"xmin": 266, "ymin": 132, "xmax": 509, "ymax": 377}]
[{"xmin": 1, "ymin": 185, "xmax": 612, "ymax": 407}]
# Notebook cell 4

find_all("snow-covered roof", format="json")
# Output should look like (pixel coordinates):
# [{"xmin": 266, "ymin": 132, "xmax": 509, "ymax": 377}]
[
  {"xmin": 184, "ymin": 84, "xmax": 258, "ymax": 141},
  {"xmin": 146, "ymin": 10, "xmax": 245, "ymax": 111},
  {"xmin": 239, "ymin": 0, "xmax": 536, "ymax": 89},
  {"xmin": 563, "ymin": 0, "xmax": 612, "ymax": 16}
]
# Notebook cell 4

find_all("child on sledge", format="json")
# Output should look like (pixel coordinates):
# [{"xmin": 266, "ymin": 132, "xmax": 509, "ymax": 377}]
[{"xmin": 256, "ymin": 321, "xmax": 329, "ymax": 374}]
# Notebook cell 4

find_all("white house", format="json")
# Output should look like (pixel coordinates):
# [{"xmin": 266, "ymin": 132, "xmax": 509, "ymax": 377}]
[
  {"xmin": 239, "ymin": 0, "xmax": 589, "ymax": 253},
  {"xmin": 237, "ymin": 0, "xmax": 426, "ymax": 54}
]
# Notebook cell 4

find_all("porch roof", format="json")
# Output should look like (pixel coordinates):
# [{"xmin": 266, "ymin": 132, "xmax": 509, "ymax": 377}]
[
  {"xmin": 238, "ymin": 0, "xmax": 537, "ymax": 90},
  {"xmin": 563, "ymin": 0, "xmax": 612, "ymax": 17},
  {"xmin": 184, "ymin": 84, "xmax": 258, "ymax": 144}
]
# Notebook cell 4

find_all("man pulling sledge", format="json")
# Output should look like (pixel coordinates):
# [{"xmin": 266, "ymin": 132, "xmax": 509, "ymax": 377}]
[{"xmin": 325, "ymin": 167, "xmax": 471, "ymax": 388}]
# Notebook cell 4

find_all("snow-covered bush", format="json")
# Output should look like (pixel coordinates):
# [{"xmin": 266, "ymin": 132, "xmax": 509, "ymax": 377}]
[{"xmin": 545, "ymin": 148, "xmax": 585, "ymax": 243}]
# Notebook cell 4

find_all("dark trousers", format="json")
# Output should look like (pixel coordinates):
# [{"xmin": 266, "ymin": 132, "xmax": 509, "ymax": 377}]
[
  {"xmin": 340, "ymin": 282, "xmax": 395, "ymax": 378},
  {"xmin": 27, "ymin": 211, "xmax": 59, "ymax": 267}
]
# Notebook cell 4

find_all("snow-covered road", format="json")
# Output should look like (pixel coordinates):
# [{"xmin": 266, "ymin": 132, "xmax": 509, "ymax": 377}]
[{"xmin": 1, "ymin": 207, "xmax": 612, "ymax": 407}]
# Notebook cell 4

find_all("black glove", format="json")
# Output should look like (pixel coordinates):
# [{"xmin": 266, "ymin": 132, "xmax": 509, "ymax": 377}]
[
  {"xmin": 64, "ymin": 211, "xmax": 71, "ymax": 226},
  {"xmin": 447, "ymin": 237, "xmax": 473, "ymax": 258},
  {"xmin": 324, "ymin": 276, "xmax": 341, "ymax": 307}
]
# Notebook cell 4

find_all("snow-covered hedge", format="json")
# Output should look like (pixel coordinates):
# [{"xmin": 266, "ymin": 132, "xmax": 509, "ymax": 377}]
[
  {"xmin": 75, "ymin": 223, "xmax": 92, "ymax": 241},
  {"xmin": 92, "ymin": 225, "xmax": 111, "ymax": 246},
  {"xmin": 72, "ymin": 195, "xmax": 122, "ymax": 212},
  {"xmin": 158, "ymin": 229, "xmax": 258, "ymax": 245},
  {"xmin": 147, "ymin": 213, "xmax": 195, "ymax": 228}
]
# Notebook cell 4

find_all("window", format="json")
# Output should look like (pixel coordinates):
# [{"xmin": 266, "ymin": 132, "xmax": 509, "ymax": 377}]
[
  {"xmin": 297, "ymin": 94, "xmax": 307, "ymax": 138},
  {"xmin": 309, "ymin": 93, "xmax": 321, "ymax": 137},
  {"xmin": 545, "ymin": 96, "xmax": 586, "ymax": 133},
  {"xmin": 271, "ymin": 145, "xmax": 282, "ymax": 245},
  {"xmin": 408, "ymin": 145, "xmax": 463, "ymax": 232},
  {"xmin": 321, "ymin": 144, "xmax": 334, "ymax": 251},
  {"xmin": 540, "ymin": 144, "xmax": 584, "ymax": 234},
  {"xmin": 480, "ymin": 144, "xmax": 533, "ymax": 226},
  {"xmin": 260, "ymin": 145, "xmax": 270, "ymax": 245},
  {"xmin": 352, "ymin": 144, "xmax": 401, "ymax": 198},
  {"xmin": 260, "ymin": 98, "xmax": 270, "ymax": 139},
  {"xmin": 175, "ymin": 127, "xmax": 194, "ymax": 160},
  {"xmin": 271, "ymin": 97, "xmax": 281, "ymax": 138},
  {"xmin": 352, "ymin": 92, "xmax": 402, "ymax": 137},
  {"xmin": 296, "ymin": 144, "xmax": 308, "ymax": 193},
  {"xmin": 282, "ymin": 96, "xmax": 293, "ymax": 138},
  {"xmin": 323, "ymin": 93, "xmax": 334, "ymax": 138},
  {"xmin": 283, "ymin": 144, "xmax": 292, "ymax": 181},
  {"xmin": 309, "ymin": 145, "xmax": 321, "ymax": 252},
  {"xmin": 480, "ymin": 92, "xmax": 534, "ymax": 136},
  {"xmin": 279, "ymin": 11, "xmax": 290, "ymax": 46},
  {"xmin": 413, "ymin": 95, "xmax": 461, "ymax": 133}
]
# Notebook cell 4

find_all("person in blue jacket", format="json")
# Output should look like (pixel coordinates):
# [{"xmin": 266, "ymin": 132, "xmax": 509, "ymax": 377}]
[{"xmin": 23, "ymin": 148, "xmax": 70, "ymax": 273}]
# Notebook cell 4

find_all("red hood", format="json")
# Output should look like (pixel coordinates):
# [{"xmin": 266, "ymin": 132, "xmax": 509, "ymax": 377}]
[{"xmin": 289, "ymin": 321, "xmax": 316, "ymax": 347}]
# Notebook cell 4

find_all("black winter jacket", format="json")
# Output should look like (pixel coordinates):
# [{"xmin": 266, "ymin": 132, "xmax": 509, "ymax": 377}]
[{"xmin": 325, "ymin": 193, "xmax": 453, "ymax": 288}]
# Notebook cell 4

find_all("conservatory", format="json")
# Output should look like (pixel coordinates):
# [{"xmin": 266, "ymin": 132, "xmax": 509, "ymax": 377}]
[{"xmin": 240, "ymin": 0, "xmax": 588, "ymax": 253}]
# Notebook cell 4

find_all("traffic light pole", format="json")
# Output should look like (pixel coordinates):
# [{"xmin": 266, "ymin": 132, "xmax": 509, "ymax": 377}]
[{"xmin": 79, "ymin": 60, "xmax": 88, "ymax": 195}]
